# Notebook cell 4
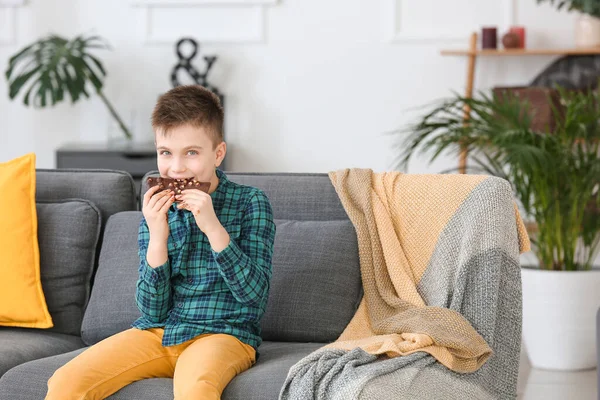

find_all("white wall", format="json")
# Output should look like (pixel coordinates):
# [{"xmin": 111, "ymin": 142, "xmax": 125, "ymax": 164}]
[{"xmin": 0, "ymin": 0, "xmax": 578, "ymax": 173}]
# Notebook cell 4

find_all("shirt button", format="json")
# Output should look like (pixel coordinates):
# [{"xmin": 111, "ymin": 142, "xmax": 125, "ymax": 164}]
[
  {"xmin": 178, "ymin": 302, "xmax": 184, "ymax": 308},
  {"xmin": 187, "ymin": 278, "xmax": 193, "ymax": 284}
]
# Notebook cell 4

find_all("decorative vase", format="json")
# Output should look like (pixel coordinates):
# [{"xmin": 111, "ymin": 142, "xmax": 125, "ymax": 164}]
[
  {"xmin": 502, "ymin": 32, "xmax": 521, "ymax": 49},
  {"xmin": 521, "ymin": 267, "xmax": 600, "ymax": 370},
  {"xmin": 575, "ymin": 14, "xmax": 600, "ymax": 48},
  {"xmin": 481, "ymin": 27, "xmax": 498, "ymax": 49},
  {"xmin": 509, "ymin": 26, "xmax": 526, "ymax": 49}
]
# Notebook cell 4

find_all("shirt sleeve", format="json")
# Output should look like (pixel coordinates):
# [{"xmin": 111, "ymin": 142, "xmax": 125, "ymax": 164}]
[
  {"xmin": 212, "ymin": 190, "xmax": 276, "ymax": 307},
  {"xmin": 135, "ymin": 217, "xmax": 172, "ymax": 323}
]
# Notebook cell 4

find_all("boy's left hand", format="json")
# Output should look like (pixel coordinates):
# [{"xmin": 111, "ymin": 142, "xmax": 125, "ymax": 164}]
[{"xmin": 176, "ymin": 189, "xmax": 221, "ymax": 234}]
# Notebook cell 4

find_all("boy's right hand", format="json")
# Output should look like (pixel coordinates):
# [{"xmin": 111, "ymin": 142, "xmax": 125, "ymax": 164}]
[{"xmin": 142, "ymin": 186, "xmax": 175, "ymax": 240}]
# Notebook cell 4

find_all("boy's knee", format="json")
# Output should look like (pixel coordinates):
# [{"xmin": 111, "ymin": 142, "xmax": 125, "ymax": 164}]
[
  {"xmin": 46, "ymin": 365, "xmax": 91, "ymax": 400},
  {"xmin": 46, "ymin": 366, "xmax": 74, "ymax": 399}
]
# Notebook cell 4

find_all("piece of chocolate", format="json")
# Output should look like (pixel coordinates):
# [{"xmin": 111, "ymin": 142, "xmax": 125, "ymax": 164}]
[{"xmin": 146, "ymin": 176, "xmax": 211, "ymax": 196}]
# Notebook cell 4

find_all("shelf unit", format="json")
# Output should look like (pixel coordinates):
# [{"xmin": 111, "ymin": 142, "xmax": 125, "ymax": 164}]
[{"xmin": 440, "ymin": 32, "xmax": 600, "ymax": 173}]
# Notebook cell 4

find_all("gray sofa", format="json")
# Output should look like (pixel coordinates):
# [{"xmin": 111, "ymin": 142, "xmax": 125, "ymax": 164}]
[
  {"xmin": 0, "ymin": 169, "xmax": 363, "ymax": 399},
  {"xmin": 0, "ymin": 168, "xmax": 525, "ymax": 399}
]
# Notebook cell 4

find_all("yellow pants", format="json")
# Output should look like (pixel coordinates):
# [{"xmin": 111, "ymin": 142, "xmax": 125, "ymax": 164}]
[{"xmin": 45, "ymin": 328, "xmax": 256, "ymax": 400}]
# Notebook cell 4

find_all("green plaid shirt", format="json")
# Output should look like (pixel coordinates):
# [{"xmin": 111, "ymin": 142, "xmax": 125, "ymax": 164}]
[{"xmin": 132, "ymin": 169, "xmax": 276, "ymax": 351}]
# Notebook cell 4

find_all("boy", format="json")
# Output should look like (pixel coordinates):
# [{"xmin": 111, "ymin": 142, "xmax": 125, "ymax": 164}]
[{"xmin": 46, "ymin": 85, "xmax": 276, "ymax": 400}]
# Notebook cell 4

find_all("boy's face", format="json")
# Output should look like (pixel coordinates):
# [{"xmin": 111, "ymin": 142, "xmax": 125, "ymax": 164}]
[{"xmin": 155, "ymin": 124, "xmax": 225, "ymax": 186}]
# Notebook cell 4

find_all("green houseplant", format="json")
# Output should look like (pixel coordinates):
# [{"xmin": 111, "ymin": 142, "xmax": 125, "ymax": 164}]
[
  {"xmin": 395, "ymin": 87, "xmax": 600, "ymax": 370},
  {"xmin": 536, "ymin": 0, "xmax": 600, "ymax": 18},
  {"xmin": 395, "ymin": 88, "xmax": 600, "ymax": 271},
  {"xmin": 536, "ymin": 0, "xmax": 600, "ymax": 46},
  {"xmin": 5, "ymin": 34, "xmax": 132, "ymax": 139}
]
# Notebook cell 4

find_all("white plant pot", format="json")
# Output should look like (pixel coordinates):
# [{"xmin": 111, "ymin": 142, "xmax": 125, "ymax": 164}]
[
  {"xmin": 575, "ymin": 14, "xmax": 600, "ymax": 48},
  {"xmin": 521, "ymin": 267, "xmax": 600, "ymax": 370}
]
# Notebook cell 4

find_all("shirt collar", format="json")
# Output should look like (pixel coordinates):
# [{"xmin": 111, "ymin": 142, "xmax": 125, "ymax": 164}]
[{"xmin": 211, "ymin": 168, "xmax": 228, "ymax": 198}]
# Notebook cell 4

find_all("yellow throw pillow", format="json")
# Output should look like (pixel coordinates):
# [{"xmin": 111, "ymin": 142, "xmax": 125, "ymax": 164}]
[{"xmin": 0, "ymin": 153, "xmax": 53, "ymax": 328}]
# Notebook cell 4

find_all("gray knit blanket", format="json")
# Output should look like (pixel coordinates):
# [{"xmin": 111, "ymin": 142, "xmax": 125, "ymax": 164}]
[{"xmin": 279, "ymin": 170, "xmax": 529, "ymax": 400}]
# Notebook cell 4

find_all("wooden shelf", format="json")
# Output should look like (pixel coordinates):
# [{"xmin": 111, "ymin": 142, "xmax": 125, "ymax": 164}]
[
  {"xmin": 441, "ymin": 48, "xmax": 600, "ymax": 56},
  {"xmin": 441, "ymin": 31, "xmax": 600, "ymax": 173}
]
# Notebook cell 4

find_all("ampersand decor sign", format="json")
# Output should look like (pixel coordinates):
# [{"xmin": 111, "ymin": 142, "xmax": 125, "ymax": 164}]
[{"xmin": 171, "ymin": 37, "xmax": 224, "ymax": 107}]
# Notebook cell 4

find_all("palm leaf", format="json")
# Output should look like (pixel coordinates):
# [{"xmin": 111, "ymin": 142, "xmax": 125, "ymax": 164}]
[
  {"xmin": 394, "ymin": 88, "xmax": 600, "ymax": 270},
  {"xmin": 5, "ymin": 34, "xmax": 133, "ymax": 139},
  {"xmin": 536, "ymin": 0, "xmax": 600, "ymax": 18},
  {"xmin": 6, "ymin": 34, "xmax": 109, "ymax": 107}
]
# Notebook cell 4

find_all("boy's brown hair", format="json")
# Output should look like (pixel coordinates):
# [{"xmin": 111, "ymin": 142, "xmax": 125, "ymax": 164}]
[{"xmin": 152, "ymin": 85, "xmax": 224, "ymax": 148}]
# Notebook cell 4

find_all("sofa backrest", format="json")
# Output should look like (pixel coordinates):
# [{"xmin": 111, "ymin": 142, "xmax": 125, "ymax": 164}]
[
  {"xmin": 37, "ymin": 169, "xmax": 137, "ymax": 225},
  {"xmin": 138, "ymin": 171, "xmax": 350, "ymax": 221},
  {"xmin": 35, "ymin": 169, "xmax": 137, "ymax": 336},
  {"xmin": 81, "ymin": 172, "xmax": 362, "ymax": 345}
]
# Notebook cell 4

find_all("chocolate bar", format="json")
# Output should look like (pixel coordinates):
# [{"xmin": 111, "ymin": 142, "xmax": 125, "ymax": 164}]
[{"xmin": 146, "ymin": 176, "xmax": 211, "ymax": 195}]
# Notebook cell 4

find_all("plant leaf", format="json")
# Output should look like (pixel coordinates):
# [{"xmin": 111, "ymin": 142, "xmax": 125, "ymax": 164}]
[{"xmin": 6, "ymin": 33, "xmax": 108, "ymax": 108}]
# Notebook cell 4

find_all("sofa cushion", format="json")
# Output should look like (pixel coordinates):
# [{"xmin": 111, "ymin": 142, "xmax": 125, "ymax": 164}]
[
  {"xmin": 36, "ymin": 169, "xmax": 137, "ymax": 225},
  {"xmin": 37, "ymin": 200, "xmax": 101, "ymax": 336},
  {"xmin": 222, "ymin": 341, "xmax": 323, "ymax": 400},
  {"xmin": 0, "ymin": 328, "xmax": 85, "ymax": 377},
  {"xmin": 81, "ymin": 214, "xmax": 362, "ymax": 345},
  {"xmin": 261, "ymin": 220, "xmax": 362, "ymax": 342},
  {"xmin": 81, "ymin": 212, "xmax": 142, "ymax": 345},
  {"xmin": 0, "ymin": 153, "xmax": 52, "ymax": 329},
  {"xmin": 0, "ymin": 341, "xmax": 322, "ymax": 399}
]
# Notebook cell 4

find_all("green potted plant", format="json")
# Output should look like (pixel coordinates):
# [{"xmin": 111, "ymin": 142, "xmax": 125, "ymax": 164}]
[
  {"xmin": 5, "ymin": 34, "xmax": 132, "ymax": 140},
  {"xmin": 394, "ymin": 88, "xmax": 600, "ymax": 370},
  {"xmin": 537, "ymin": 0, "xmax": 600, "ymax": 47}
]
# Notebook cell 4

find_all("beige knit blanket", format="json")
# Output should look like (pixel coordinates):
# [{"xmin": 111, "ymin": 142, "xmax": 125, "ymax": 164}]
[{"xmin": 322, "ymin": 168, "xmax": 530, "ymax": 373}]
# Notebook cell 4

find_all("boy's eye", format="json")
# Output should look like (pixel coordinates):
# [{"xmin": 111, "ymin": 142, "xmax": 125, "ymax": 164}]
[
  {"xmin": 159, "ymin": 150, "xmax": 171, "ymax": 156},
  {"xmin": 187, "ymin": 150, "xmax": 198, "ymax": 155}
]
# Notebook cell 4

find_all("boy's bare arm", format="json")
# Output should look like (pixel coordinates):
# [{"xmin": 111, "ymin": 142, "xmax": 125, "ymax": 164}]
[
  {"xmin": 205, "ymin": 225, "xmax": 230, "ymax": 253},
  {"xmin": 174, "ymin": 188, "xmax": 230, "ymax": 252},
  {"xmin": 142, "ymin": 185, "xmax": 175, "ymax": 268},
  {"xmin": 146, "ymin": 237, "xmax": 169, "ymax": 268}
]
